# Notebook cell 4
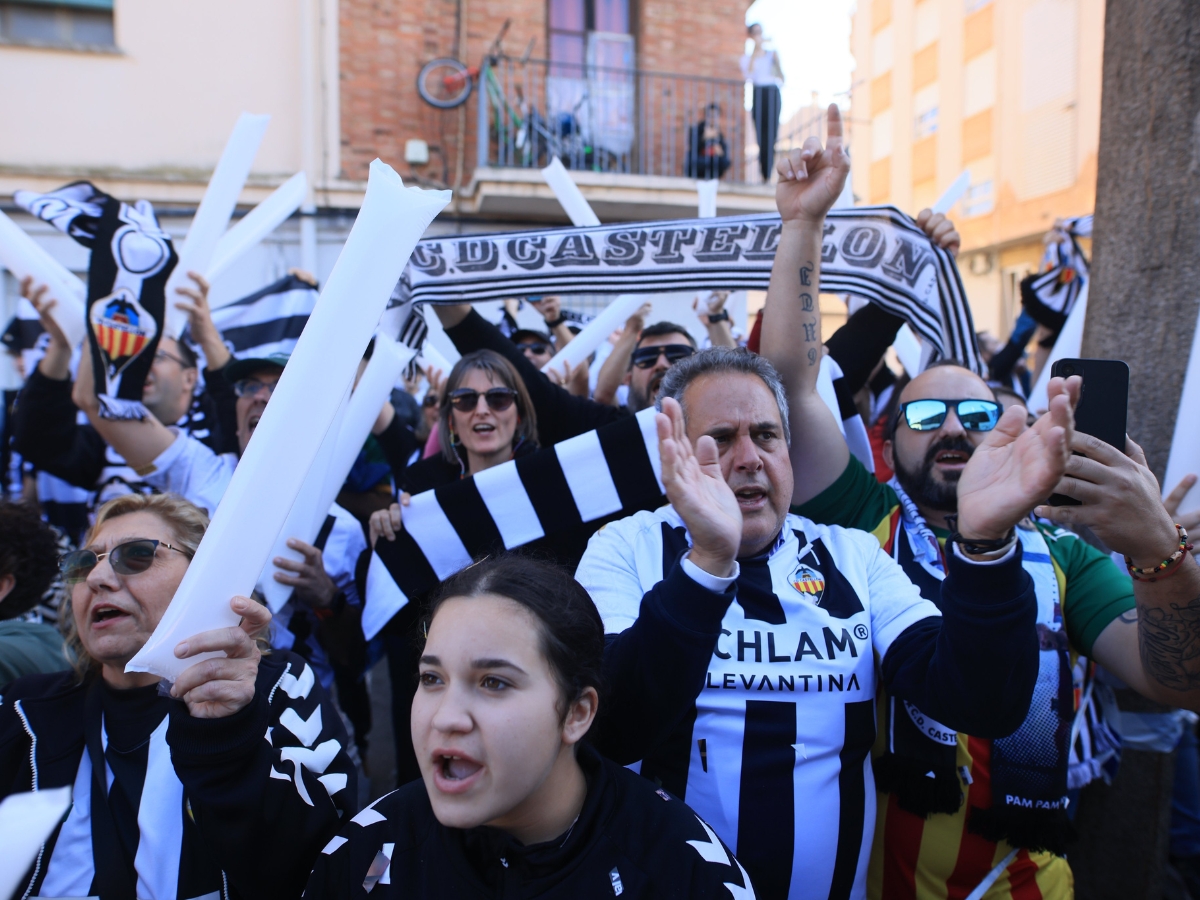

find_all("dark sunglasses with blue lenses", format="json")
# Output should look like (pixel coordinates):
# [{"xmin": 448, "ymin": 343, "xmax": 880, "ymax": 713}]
[{"xmin": 897, "ymin": 398, "xmax": 1003, "ymax": 432}]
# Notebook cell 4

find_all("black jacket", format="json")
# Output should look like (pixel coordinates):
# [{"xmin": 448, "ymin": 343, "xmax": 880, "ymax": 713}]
[
  {"xmin": 443, "ymin": 309, "xmax": 627, "ymax": 447},
  {"xmin": 303, "ymin": 744, "xmax": 753, "ymax": 899},
  {"xmin": 12, "ymin": 365, "xmax": 237, "ymax": 492},
  {"xmin": 0, "ymin": 651, "xmax": 356, "ymax": 900}
]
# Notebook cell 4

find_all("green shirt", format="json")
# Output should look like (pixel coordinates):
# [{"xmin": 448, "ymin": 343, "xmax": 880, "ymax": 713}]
[
  {"xmin": 0, "ymin": 618, "xmax": 70, "ymax": 691},
  {"xmin": 793, "ymin": 457, "xmax": 1134, "ymax": 656}
]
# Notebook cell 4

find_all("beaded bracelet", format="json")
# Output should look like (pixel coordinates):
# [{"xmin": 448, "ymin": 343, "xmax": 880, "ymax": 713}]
[{"xmin": 1126, "ymin": 524, "xmax": 1192, "ymax": 582}]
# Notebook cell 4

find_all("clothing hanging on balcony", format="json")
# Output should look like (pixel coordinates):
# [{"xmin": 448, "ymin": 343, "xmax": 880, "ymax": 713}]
[{"xmin": 392, "ymin": 206, "xmax": 986, "ymax": 376}]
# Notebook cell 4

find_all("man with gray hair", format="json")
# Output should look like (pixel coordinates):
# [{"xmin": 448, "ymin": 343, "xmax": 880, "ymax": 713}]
[{"xmin": 576, "ymin": 342, "xmax": 1079, "ymax": 899}]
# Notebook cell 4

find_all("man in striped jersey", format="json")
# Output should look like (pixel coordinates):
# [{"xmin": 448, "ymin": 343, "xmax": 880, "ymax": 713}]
[
  {"xmin": 760, "ymin": 106, "xmax": 1200, "ymax": 899},
  {"xmin": 577, "ymin": 310, "xmax": 1078, "ymax": 895}
]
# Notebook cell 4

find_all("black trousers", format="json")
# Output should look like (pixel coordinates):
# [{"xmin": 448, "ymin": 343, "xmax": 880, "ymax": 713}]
[{"xmin": 752, "ymin": 84, "xmax": 782, "ymax": 181}]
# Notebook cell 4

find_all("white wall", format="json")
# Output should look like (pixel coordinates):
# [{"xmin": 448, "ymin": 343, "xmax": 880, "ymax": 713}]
[{"xmin": 0, "ymin": 0, "xmax": 305, "ymax": 178}]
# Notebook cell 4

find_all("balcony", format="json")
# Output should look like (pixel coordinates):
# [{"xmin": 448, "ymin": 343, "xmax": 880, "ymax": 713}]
[{"xmin": 460, "ymin": 56, "xmax": 782, "ymax": 223}]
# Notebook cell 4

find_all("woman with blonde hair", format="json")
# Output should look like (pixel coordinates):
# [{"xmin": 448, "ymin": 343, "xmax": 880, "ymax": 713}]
[{"xmin": 0, "ymin": 492, "xmax": 357, "ymax": 900}]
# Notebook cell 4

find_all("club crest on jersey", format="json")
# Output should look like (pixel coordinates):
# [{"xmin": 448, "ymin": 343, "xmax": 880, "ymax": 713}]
[
  {"xmin": 789, "ymin": 564, "xmax": 825, "ymax": 602},
  {"xmin": 90, "ymin": 289, "xmax": 157, "ymax": 377}
]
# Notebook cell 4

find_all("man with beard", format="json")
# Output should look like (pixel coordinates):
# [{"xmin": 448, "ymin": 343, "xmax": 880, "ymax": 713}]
[
  {"xmin": 428, "ymin": 305, "xmax": 698, "ymax": 444},
  {"xmin": 762, "ymin": 105, "xmax": 1200, "ymax": 900}
]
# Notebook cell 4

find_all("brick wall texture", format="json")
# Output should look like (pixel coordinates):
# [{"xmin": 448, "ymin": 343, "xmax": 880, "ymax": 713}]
[{"xmin": 339, "ymin": 0, "xmax": 748, "ymax": 187}]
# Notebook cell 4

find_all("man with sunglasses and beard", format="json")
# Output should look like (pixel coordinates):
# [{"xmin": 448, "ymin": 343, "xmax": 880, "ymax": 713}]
[{"xmin": 762, "ymin": 106, "xmax": 1200, "ymax": 900}]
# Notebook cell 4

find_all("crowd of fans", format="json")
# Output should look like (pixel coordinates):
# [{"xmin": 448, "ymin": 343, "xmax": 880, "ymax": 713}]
[{"xmin": 2, "ymin": 107, "xmax": 1200, "ymax": 900}]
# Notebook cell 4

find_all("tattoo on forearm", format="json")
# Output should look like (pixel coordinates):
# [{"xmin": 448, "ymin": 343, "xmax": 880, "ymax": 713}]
[
  {"xmin": 799, "ymin": 264, "xmax": 813, "ymax": 286},
  {"xmin": 1136, "ymin": 599, "xmax": 1200, "ymax": 691},
  {"xmin": 803, "ymin": 322, "xmax": 818, "ymax": 342},
  {"xmin": 807, "ymin": 348, "xmax": 818, "ymax": 366},
  {"xmin": 800, "ymin": 292, "xmax": 814, "ymax": 312}
]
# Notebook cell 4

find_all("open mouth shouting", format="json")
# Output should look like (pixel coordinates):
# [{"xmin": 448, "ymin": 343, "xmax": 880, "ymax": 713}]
[
  {"xmin": 471, "ymin": 422, "xmax": 496, "ymax": 436},
  {"xmin": 432, "ymin": 749, "xmax": 484, "ymax": 794},
  {"xmin": 733, "ymin": 484, "xmax": 769, "ymax": 512},
  {"xmin": 926, "ymin": 438, "xmax": 975, "ymax": 475},
  {"xmin": 91, "ymin": 602, "xmax": 133, "ymax": 629}
]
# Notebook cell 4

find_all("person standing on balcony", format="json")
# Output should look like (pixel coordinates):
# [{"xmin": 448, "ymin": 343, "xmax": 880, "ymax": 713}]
[{"xmin": 741, "ymin": 22, "xmax": 784, "ymax": 182}]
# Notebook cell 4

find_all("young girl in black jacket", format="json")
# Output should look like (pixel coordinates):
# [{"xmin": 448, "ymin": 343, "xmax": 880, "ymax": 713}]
[{"xmin": 304, "ymin": 556, "xmax": 754, "ymax": 899}]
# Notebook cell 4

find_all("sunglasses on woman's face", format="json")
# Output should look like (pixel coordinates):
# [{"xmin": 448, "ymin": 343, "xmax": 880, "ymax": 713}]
[
  {"xmin": 61, "ymin": 539, "xmax": 191, "ymax": 584},
  {"xmin": 517, "ymin": 342, "xmax": 551, "ymax": 356},
  {"xmin": 630, "ymin": 344, "xmax": 695, "ymax": 370},
  {"xmin": 896, "ymin": 398, "xmax": 1003, "ymax": 433},
  {"xmin": 447, "ymin": 387, "xmax": 518, "ymax": 413},
  {"xmin": 422, "ymin": 393, "xmax": 439, "ymax": 408}
]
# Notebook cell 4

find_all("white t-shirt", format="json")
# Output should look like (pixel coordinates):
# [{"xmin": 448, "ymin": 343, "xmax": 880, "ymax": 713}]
[
  {"xmin": 576, "ymin": 507, "xmax": 940, "ymax": 900},
  {"xmin": 740, "ymin": 50, "xmax": 782, "ymax": 87}
]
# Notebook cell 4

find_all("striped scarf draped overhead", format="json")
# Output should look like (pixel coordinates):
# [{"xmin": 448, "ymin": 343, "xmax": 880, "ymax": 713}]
[{"xmin": 388, "ymin": 206, "xmax": 985, "ymax": 376}]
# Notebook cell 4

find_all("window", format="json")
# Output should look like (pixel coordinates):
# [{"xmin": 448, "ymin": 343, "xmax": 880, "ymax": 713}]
[
  {"xmin": 872, "ymin": 24, "xmax": 894, "ymax": 74},
  {"xmin": 0, "ymin": 0, "xmax": 113, "ymax": 48},
  {"xmin": 872, "ymin": 109, "xmax": 894, "ymax": 161},
  {"xmin": 963, "ymin": 49, "xmax": 996, "ymax": 116},
  {"xmin": 548, "ymin": 0, "xmax": 629, "ymax": 75},
  {"xmin": 963, "ymin": 179, "xmax": 994, "ymax": 216},
  {"xmin": 914, "ymin": 1, "xmax": 939, "ymax": 49},
  {"xmin": 913, "ymin": 83, "xmax": 939, "ymax": 138}
]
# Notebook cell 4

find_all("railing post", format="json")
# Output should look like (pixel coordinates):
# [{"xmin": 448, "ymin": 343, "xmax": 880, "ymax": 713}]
[{"xmin": 476, "ymin": 60, "xmax": 491, "ymax": 172}]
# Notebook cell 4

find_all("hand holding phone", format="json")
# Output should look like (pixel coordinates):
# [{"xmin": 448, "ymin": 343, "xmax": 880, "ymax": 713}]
[{"xmin": 1047, "ymin": 358, "xmax": 1129, "ymax": 506}]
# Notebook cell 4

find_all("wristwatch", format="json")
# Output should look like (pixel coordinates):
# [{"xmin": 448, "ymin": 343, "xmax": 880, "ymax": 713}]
[
  {"xmin": 545, "ymin": 313, "xmax": 568, "ymax": 328},
  {"xmin": 707, "ymin": 310, "xmax": 730, "ymax": 324}
]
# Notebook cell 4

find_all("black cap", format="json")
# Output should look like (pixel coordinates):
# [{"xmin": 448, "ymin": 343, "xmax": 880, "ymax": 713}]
[
  {"xmin": 225, "ymin": 352, "xmax": 290, "ymax": 382},
  {"xmin": 511, "ymin": 329, "xmax": 553, "ymax": 346}
]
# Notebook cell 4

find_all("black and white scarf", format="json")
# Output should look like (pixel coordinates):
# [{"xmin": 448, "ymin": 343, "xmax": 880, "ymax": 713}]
[
  {"xmin": 391, "ymin": 206, "xmax": 984, "ymax": 375},
  {"xmin": 15, "ymin": 182, "xmax": 177, "ymax": 420},
  {"xmin": 877, "ymin": 479, "xmax": 1077, "ymax": 855},
  {"xmin": 204, "ymin": 272, "xmax": 318, "ymax": 361},
  {"xmin": 364, "ymin": 408, "xmax": 665, "ymax": 639},
  {"xmin": 1019, "ymin": 215, "xmax": 1092, "ymax": 333}
]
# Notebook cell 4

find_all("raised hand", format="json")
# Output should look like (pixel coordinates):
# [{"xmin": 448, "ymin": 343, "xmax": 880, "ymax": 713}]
[
  {"xmin": 273, "ymin": 539, "xmax": 338, "ymax": 608},
  {"xmin": 21, "ymin": 276, "xmax": 71, "ymax": 380},
  {"xmin": 1035, "ymin": 435, "xmax": 1184, "ymax": 566},
  {"xmin": 775, "ymin": 103, "xmax": 850, "ymax": 226},
  {"xmin": 369, "ymin": 493, "xmax": 410, "ymax": 546},
  {"xmin": 955, "ymin": 376, "xmax": 1079, "ymax": 540},
  {"xmin": 174, "ymin": 270, "xmax": 230, "ymax": 369},
  {"xmin": 658, "ymin": 396, "xmax": 742, "ymax": 577},
  {"xmin": 1163, "ymin": 474, "xmax": 1200, "ymax": 539},
  {"xmin": 915, "ymin": 209, "xmax": 961, "ymax": 257},
  {"xmin": 172, "ymin": 596, "xmax": 270, "ymax": 718}
]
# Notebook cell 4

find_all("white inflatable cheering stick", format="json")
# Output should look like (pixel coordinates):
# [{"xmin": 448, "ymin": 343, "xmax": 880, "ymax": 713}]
[{"xmin": 128, "ymin": 162, "xmax": 450, "ymax": 681}]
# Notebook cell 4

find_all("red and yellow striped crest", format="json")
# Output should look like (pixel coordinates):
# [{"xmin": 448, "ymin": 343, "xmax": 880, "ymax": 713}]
[
  {"xmin": 89, "ymin": 289, "xmax": 157, "ymax": 376},
  {"xmin": 789, "ymin": 564, "xmax": 825, "ymax": 601}
]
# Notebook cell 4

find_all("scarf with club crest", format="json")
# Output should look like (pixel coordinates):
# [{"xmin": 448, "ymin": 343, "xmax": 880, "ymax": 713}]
[{"xmin": 15, "ymin": 181, "xmax": 177, "ymax": 420}]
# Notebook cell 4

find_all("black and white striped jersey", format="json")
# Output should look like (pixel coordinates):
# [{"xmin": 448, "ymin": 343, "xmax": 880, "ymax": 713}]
[{"xmin": 577, "ymin": 508, "xmax": 941, "ymax": 900}]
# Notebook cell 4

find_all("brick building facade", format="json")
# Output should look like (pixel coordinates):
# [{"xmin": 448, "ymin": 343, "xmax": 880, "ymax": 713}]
[{"xmin": 339, "ymin": 0, "xmax": 765, "ymax": 223}]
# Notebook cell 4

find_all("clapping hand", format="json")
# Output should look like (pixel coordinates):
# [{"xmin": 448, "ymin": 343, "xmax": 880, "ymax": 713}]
[
  {"xmin": 172, "ymin": 596, "xmax": 270, "ymax": 718},
  {"xmin": 775, "ymin": 104, "xmax": 850, "ymax": 226},
  {"xmin": 658, "ymin": 397, "xmax": 742, "ymax": 577},
  {"xmin": 955, "ymin": 376, "xmax": 1079, "ymax": 540}
]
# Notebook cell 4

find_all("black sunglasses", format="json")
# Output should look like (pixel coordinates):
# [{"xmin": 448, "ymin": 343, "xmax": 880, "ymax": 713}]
[
  {"xmin": 62, "ymin": 538, "xmax": 192, "ymax": 584},
  {"xmin": 422, "ymin": 393, "xmax": 439, "ymax": 408},
  {"xmin": 448, "ymin": 387, "xmax": 518, "ymax": 413},
  {"xmin": 517, "ymin": 342, "xmax": 551, "ymax": 356},
  {"xmin": 631, "ymin": 344, "xmax": 695, "ymax": 369},
  {"xmin": 896, "ymin": 398, "xmax": 1003, "ymax": 433}
]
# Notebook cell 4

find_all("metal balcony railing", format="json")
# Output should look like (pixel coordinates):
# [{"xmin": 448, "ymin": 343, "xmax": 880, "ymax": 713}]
[{"xmin": 475, "ymin": 56, "xmax": 757, "ymax": 185}]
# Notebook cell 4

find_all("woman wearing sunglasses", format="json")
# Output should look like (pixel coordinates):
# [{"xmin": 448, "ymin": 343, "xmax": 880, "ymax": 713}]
[
  {"xmin": 303, "ymin": 556, "xmax": 753, "ymax": 899},
  {"xmin": 0, "ymin": 492, "xmax": 357, "ymax": 900}
]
